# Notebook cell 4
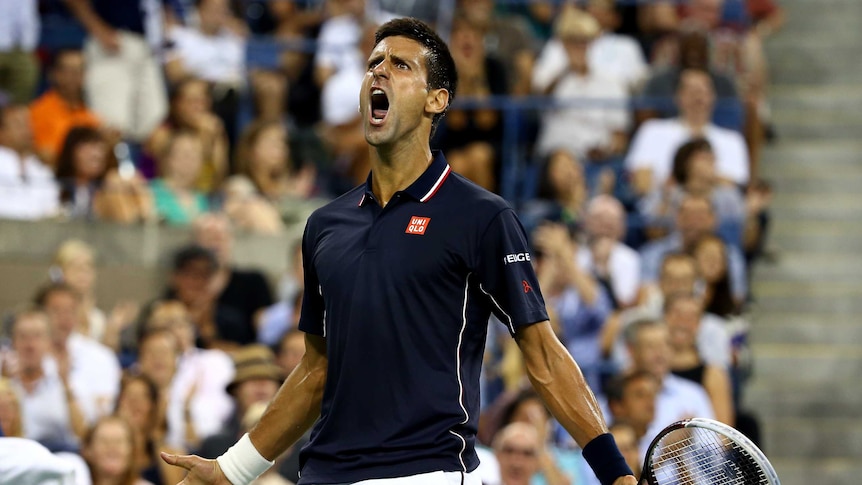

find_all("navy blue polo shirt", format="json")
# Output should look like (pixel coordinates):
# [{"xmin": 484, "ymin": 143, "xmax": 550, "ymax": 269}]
[{"xmin": 297, "ymin": 152, "xmax": 549, "ymax": 484}]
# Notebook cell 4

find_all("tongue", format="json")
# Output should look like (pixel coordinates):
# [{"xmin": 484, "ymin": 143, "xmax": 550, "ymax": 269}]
[{"xmin": 372, "ymin": 109, "xmax": 388, "ymax": 119}]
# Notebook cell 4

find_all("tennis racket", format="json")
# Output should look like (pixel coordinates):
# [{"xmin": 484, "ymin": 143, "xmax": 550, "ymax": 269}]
[{"xmin": 639, "ymin": 417, "xmax": 780, "ymax": 485}]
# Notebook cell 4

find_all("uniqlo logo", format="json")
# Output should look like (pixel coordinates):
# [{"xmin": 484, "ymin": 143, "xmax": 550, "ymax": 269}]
[{"xmin": 405, "ymin": 216, "xmax": 430, "ymax": 235}]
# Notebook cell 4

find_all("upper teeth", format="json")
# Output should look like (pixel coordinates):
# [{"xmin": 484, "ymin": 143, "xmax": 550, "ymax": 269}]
[{"xmin": 372, "ymin": 89, "xmax": 384, "ymax": 95}]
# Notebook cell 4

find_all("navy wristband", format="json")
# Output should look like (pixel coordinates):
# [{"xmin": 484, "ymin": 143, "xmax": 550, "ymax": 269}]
[{"xmin": 582, "ymin": 433, "xmax": 633, "ymax": 485}]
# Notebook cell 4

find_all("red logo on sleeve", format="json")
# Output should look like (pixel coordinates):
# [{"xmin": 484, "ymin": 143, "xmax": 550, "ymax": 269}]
[
  {"xmin": 405, "ymin": 216, "xmax": 431, "ymax": 235},
  {"xmin": 522, "ymin": 280, "xmax": 532, "ymax": 293}
]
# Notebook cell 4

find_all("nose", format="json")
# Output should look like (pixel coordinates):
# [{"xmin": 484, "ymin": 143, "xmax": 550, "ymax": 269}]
[{"xmin": 372, "ymin": 59, "xmax": 389, "ymax": 79}]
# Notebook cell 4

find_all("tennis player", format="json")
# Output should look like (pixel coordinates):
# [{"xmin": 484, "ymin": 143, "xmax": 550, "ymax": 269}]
[{"xmin": 162, "ymin": 18, "xmax": 637, "ymax": 485}]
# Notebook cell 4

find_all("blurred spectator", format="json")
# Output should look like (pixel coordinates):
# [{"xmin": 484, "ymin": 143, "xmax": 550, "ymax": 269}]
[
  {"xmin": 162, "ymin": 244, "xmax": 252, "ymax": 350},
  {"xmin": 63, "ymin": 0, "xmax": 168, "ymax": 142},
  {"xmin": 235, "ymin": 120, "xmax": 316, "ymax": 204},
  {"xmin": 145, "ymin": 78, "xmax": 228, "ymax": 192},
  {"xmin": 639, "ymin": 194, "xmax": 747, "ymax": 301},
  {"xmin": 276, "ymin": 328, "xmax": 306, "ymax": 376},
  {"xmin": 498, "ymin": 390, "xmax": 592, "ymax": 485},
  {"xmin": 0, "ymin": 378, "xmax": 23, "ymax": 437},
  {"xmin": 744, "ymin": 0, "xmax": 785, "ymax": 39},
  {"xmin": 585, "ymin": 0, "xmax": 649, "ymax": 92},
  {"xmin": 238, "ymin": 402, "xmax": 295, "ymax": 485},
  {"xmin": 625, "ymin": 69, "xmax": 749, "ymax": 197},
  {"xmin": 458, "ymin": 0, "xmax": 539, "ymax": 96},
  {"xmin": 532, "ymin": 223, "xmax": 610, "ymax": 391},
  {"xmin": 36, "ymin": 282, "xmax": 121, "ymax": 424},
  {"xmin": 267, "ymin": 0, "xmax": 324, "ymax": 130},
  {"xmin": 81, "ymin": 415, "xmax": 154, "ymax": 485},
  {"xmin": 196, "ymin": 345, "xmax": 305, "ymax": 483},
  {"xmin": 604, "ymin": 370, "xmax": 659, "ymax": 458},
  {"xmin": 693, "ymin": 235, "xmax": 742, "ymax": 317},
  {"xmin": 30, "ymin": 49, "xmax": 103, "ymax": 166},
  {"xmin": 191, "ymin": 213, "xmax": 275, "ymax": 335},
  {"xmin": 638, "ymin": 138, "xmax": 745, "ymax": 242},
  {"xmin": 150, "ymin": 131, "xmax": 211, "ymax": 226},
  {"xmin": 54, "ymin": 126, "xmax": 115, "ymax": 220},
  {"xmin": 0, "ymin": 436, "xmax": 81, "ymax": 484},
  {"xmin": 0, "ymin": 104, "xmax": 60, "ymax": 220},
  {"xmin": 603, "ymin": 253, "xmax": 732, "ymax": 375},
  {"xmin": 314, "ymin": 0, "xmax": 394, "ymax": 88},
  {"xmin": 51, "ymin": 239, "xmax": 139, "ymax": 351},
  {"xmin": 142, "ymin": 300, "xmax": 234, "ymax": 452},
  {"xmin": 578, "ymin": 195, "xmax": 641, "ymax": 309},
  {"xmin": 492, "ymin": 422, "xmax": 542, "ymax": 485},
  {"xmin": 114, "ymin": 373, "xmax": 185, "ymax": 485},
  {"xmin": 519, "ymin": 149, "xmax": 588, "ymax": 235},
  {"xmin": 4, "ymin": 309, "xmax": 86, "ymax": 450},
  {"xmin": 638, "ymin": 29, "xmax": 738, "ymax": 126},
  {"xmin": 436, "ymin": 15, "xmax": 506, "ymax": 192},
  {"xmin": 220, "ymin": 175, "xmax": 286, "ymax": 235},
  {"xmin": 532, "ymin": 8, "xmax": 630, "ymax": 162},
  {"xmin": 319, "ymin": 22, "xmax": 376, "ymax": 189},
  {"xmin": 664, "ymin": 292, "xmax": 734, "ymax": 425},
  {"xmin": 0, "ymin": 0, "xmax": 40, "ymax": 103},
  {"xmin": 623, "ymin": 319, "xmax": 715, "ymax": 455},
  {"xmin": 607, "ymin": 421, "xmax": 641, "ymax": 479},
  {"xmin": 164, "ymin": 0, "xmax": 245, "ymax": 144},
  {"xmin": 259, "ymin": 241, "xmax": 304, "ymax": 347}
]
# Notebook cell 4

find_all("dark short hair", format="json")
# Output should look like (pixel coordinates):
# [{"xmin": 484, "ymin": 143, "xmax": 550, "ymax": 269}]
[
  {"xmin": 605, "ymin": 370, "xmax": 659, "ymax": 405},
  {"xmin": 374, "ymin": 18, "xmax": 458, "ymax": 136},
  {"xmin": 172, "ymin": 244, "xmax": 218, "ymax": 272},
  {"xmin": 34, "ymin": 281, "xmax": 80, "ymax": 308},
  {"xmin": 671, "ymin": 138, "xmax": 712, "ymax": 185},
  {"xmin": 48, "ymin": 48, "xmax": 83, "ymax": 71}
]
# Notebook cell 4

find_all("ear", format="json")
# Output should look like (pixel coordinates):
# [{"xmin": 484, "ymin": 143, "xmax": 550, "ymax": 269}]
[{"xmin": 425, "ymin": 88, "xmax": 450, "ymax": 117}]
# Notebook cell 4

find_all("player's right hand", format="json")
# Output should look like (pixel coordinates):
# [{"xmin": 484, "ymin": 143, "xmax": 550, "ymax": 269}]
[{"xmin": 161, "ymin": 452, "xmax": 232, "ymax": 485}]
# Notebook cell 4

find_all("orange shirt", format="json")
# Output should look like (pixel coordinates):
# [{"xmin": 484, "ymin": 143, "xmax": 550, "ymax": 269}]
[{"xmin": 30, "ymin": 90, "xmax": 101, "ymax": 165}]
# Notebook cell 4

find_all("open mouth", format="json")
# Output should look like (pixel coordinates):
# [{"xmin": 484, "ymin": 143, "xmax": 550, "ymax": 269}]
[{"xmin": 370, "ymin": 88, "xmax": 389, "ymax": 125}]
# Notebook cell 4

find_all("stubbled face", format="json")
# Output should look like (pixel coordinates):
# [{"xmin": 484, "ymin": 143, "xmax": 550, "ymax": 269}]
[{"xmin": 361, "ymin": 36, "xmax": 436, "ymax": 147}]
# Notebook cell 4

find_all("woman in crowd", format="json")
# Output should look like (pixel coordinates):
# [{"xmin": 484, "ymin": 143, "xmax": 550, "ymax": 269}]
[
  {"xmin": 694, "ymin": 234, "xmax": 742, "ymax": 317},
  {"xmin": 150, "ymin": 131, "xmax": 211, "ymax": 226},
  {"xmin": 234, "ymin": 120, "xmax": 316, "ymax": 204},
  {"xmin": 145, "ymin": 78, "xmax": 228, "ymax": 191},
  {"xmin": 82, "ymin": 415, "xmax": 154, "ymax": 485},
  {"xmin": 114, "ymin": 374, "xmax": 185, "ymax": 485},
  {"xmin": 520, "ymin": 148, "xmax": 589, "ymax": 236},
  {"xmin": 54, "ymin": 126, "xmax": 114, "ymax": 220}
]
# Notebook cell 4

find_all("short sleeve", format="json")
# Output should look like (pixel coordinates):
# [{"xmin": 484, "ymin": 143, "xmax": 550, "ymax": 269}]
[
  {"xmin": 298, "ymin": 222, "xmax": 326, "ymax": 336},
  {"xmin": 476, "ymin": 209, "xmax": 549, "ymax": 336}
]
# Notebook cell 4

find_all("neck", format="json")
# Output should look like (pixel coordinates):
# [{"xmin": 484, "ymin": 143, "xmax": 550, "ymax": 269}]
[
  {"xmin": 368, "ymin": 139, "xmax": 432, "ymax": 206},
  {"xmin": 56, "ymin": 88, "xmax": 83, "ymax": 106},
  {"xmin": 19, "ymin": 364, "xmax": 44, "ymax": 383},
  {"xmin": 685, "ymin": 181, "xmax": 711, "ymax": 196},
  {"xmin": 94, "ymin": 475, "xmax": 123, "ymax": 485},
  {"xmin": 682, "ymin": 114, "xmax": 709, "ymax": 133}
]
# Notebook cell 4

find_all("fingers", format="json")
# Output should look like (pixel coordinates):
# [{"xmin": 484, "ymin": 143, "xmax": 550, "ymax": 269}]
[{"xmin": 160, "ymin": 451, "xmax": 194, "ymax": 470}]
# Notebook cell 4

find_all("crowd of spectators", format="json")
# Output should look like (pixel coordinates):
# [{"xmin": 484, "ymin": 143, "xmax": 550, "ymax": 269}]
[{"xmin": 0, "ymin": 0, "xmax": 783, "ymax": 484}]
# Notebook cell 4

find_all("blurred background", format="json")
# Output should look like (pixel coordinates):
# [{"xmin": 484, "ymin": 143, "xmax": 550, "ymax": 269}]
[{"xmin": 0, "ymin": 0, "xmax": 859, "ymax": 484}]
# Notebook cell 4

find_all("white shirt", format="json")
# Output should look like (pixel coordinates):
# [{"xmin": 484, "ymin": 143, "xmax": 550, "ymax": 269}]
[
  {"xmin": 66, "ymin": 333, "xmax": 121, "ymax": 423},
  {"xmin": 0, "ymin": 0, "xmax": 39, "ymax": 51},
  {"xmin": 0, "ymin": 147, "xmax": 59, "ymax": 220},
  {"xmin": 11, "ymin": 360, "xmax": 78, "ymax": 449},
  {"xmin": 0, "ymin": 438, "xmax": 77, "ymax": 485},
  {"xmin": 321, "ymin": 63, "xmax": 364, "ymax": 126},
  {"xmin": 625, "ymin": 119, "xmax": 750, "ymax": 188},
  {"xmin": 166, "ymin": 25, "xmax": 245, "ymax": 86},
  {"xmin": 577, "ymin": 242, "xmax": 641, "ymax": 307},
  {"xmin": 640, "ymin": 374, "xmax": 715, "ymax": 457},
  {"xmin": 165, "ymin": 348, "xmax": 235, "ymax": 450},
  {"xmin": 534, "ymin": 70, "xmax": 630, "ymax": 159},
  {"xmin": 589, "ymin": 34, "xmax": 649, "ymax": 92}
]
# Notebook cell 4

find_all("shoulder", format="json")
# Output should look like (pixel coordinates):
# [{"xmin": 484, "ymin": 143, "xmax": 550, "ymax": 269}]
[
  {"xmin": 445, "ymin": 173, "xmax": 515, "ymax": 224},
  {"xmin": 304, "ymin": 186, "xmax": 365, "ymax": 235},
  {"xmin": 69, "ymin": 333, "xmax": 119, "ymax": 366},
  {"xmin": 707, "ymin": 124, "xmax": 746, "ymax": 145}
]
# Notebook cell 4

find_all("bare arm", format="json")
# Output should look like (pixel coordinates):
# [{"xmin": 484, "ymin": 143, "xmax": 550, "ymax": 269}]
[
  {"xmin": 703, "ymin": 364, "xmax": 735, "ymax": 426},
  {"xmin": 62, "ymin": 0, "xmax": 120, "ymax": 51},
  {"xmin": 515, "ymin": 320, "xmax": 607, "ymax": 447},
  {"xmin": 249, "ymin": 333, "xmax": 327, "ymax": 460}
]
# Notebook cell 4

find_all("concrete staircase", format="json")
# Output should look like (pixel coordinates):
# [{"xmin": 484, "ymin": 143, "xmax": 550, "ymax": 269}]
[{"xmin": 742, "ymin": 0, "xmax": 862, "ymax": 483}]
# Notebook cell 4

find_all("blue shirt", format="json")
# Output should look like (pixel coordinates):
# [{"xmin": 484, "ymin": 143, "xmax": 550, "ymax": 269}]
[
  {"xmin": 297, "ymin": 152, "xmax": 549, "ymax": 484},
  {"xmin": 92, "ymin": 0, "xmax": 165, "ymax": 35}
]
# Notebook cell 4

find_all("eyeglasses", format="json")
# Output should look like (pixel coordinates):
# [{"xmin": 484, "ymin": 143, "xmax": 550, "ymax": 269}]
[{"xmin": 500, "ymin": 446, "xmax": 538, "ymax": 458}]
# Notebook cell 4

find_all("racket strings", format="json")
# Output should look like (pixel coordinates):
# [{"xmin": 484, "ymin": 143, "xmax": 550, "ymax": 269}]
[{"xmin": 649, "ymin": 428, "xmax": 768, "ymax": 485}]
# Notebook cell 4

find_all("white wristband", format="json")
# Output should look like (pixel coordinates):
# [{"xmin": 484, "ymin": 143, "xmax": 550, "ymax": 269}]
[{"xmin": 216, "ymin": 433, "xmax": 275, "ymax": 485}]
